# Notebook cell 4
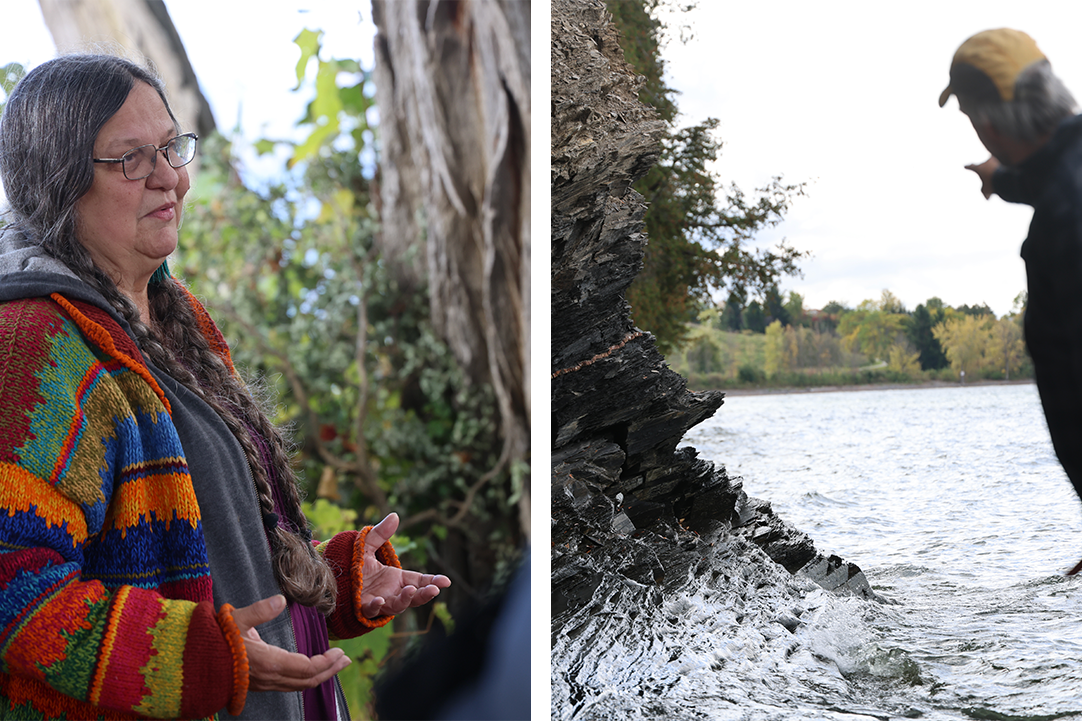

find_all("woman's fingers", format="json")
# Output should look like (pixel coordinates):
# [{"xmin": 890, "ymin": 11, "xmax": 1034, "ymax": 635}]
[
  {"xmin": 246, "ymin": 644, "xmax": 351, "ymax": 692},
  {"xmin": 358, "ymin": 514, "xmax": 451, "ymax": 618},
  {"xmin": 364, "ymin": 512, "xmax": 399, "ymax": 551},
  {"xmin": 399, "ymin": 570, "xmax": 451, "ymax": 589},
  {"xmin": 231, "ymin": 594, "xmax": 352, "ymax": 692},
  {"xmin": 361, "ymin": 585, "xmax": 417, "ymax": 618},
  {"xmin": 232, "ymin": 594, "xmax": 287, "ymax": 631},
  {"xmin": 361, "ymin": 582, "xmax": 449, "ymax": 618},
  {"xmin": 360, "ymin": 595, "xmax": 386, "ymax": 618}
]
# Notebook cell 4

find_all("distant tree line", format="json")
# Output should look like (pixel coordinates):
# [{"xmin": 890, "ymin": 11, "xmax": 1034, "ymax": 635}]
[{"xmin": 677, "ymin": 289, "xmax": 1031, "ymax": 388}]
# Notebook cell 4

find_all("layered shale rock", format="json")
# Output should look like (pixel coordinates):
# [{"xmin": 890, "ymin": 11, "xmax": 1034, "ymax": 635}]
[{"xmin": 550, "ymin": 0, "xmax": 884, "ymax": 646}]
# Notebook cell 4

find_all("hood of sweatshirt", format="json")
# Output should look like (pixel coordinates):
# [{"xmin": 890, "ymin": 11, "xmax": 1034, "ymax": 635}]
[{"xmin": 0, "ymin": 227, "xmax": 136, "ymax": 337}]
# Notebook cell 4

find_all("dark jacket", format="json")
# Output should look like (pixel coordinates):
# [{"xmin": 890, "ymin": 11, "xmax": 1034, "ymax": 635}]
[{"xmin": 994, "ymin": 113, "xmax": 1082, "ymax": 499}]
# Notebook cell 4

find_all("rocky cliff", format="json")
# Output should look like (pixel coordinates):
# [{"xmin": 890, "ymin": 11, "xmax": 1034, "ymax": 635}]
[{"xmin": 550, "ymin": 5, "xmax": 885, "ymax": 714}]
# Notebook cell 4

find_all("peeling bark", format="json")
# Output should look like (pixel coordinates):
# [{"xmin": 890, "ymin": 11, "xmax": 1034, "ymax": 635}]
[{"xmin": 371, "ymin": 0, "xmax": 531, "ymax": 538}]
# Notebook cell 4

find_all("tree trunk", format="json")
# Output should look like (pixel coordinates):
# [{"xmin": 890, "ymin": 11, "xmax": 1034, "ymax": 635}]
[
  {"xmin": 370, "ymin": 0, "xmax": 531, "ymax": 539},
  {"xmin": 36, "ymin": 0, "xmax": 215, "ymax": 151}
]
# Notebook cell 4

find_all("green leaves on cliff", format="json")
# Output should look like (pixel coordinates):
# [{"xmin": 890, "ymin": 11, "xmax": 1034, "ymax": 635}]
[{"xmin": 605, "ymin": 0, "xmax": 806, "ymax": 354}]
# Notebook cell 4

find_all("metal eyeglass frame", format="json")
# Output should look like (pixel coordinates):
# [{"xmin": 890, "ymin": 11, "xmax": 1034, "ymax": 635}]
[{"xmin": 92, "ymin": 132, "xmax": 199, "ymax": 181}]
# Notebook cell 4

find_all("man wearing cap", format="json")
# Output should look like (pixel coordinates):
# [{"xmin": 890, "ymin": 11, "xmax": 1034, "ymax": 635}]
[{"xmin": 940, "ymin": 28, "xmax": 1082, "ymax": 572}]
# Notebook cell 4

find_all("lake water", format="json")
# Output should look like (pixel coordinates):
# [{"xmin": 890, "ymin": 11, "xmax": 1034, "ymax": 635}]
[{"xmin": 678, "ymin": 382, "xmax": 1082, "ymax": 720}]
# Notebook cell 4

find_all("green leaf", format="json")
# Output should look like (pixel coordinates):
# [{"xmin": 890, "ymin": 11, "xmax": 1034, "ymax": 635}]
[
  {"xmin": 293, "ymin": 28, "xmax": 324, "ymax": 90},
  {"xmin": 336, "ymin": 58, "xmax": 362, "ymax": 74},
  {"xmin": 290, "ymin": 59, "xmax": 344, "ymax": 167},
  {"xmin": 0, "ymin": 62, "xmax": 25, "ymax": 96},
  {"xmin": 338, "ymin": 83, "xmax": 369, "ymax": 118},
  {"xmin": 303, "ymin": 498, "xmax": 358, "ymax": 537},
  {"xmin": 431, "ymin": 601, "xmax": 454, "ymax": 634},
  {"xmin": 330, "ymin": 621, "xmax": 393, "ymax": 717},
  {"xmin": 0, "ymin": 62, "xmax": 25, "ymax": 114},
  {"xmin": 253, "ymin": 138, "xmax": 278, "ymax": 156},
  {"xmin": 312, "ymin": 60, "xmax": 345, "ymax": 118}
]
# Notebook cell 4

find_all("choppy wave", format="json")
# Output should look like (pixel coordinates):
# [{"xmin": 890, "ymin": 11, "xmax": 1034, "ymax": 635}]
[{"xmin": 555, "ymin": 384, "xmax": 1082, "ymax": 720}]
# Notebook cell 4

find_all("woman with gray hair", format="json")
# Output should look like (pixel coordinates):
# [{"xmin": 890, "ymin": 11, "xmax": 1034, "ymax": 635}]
[{"xmin": 0, "ymin": 53, "xmax": 448, "ymax": 719}]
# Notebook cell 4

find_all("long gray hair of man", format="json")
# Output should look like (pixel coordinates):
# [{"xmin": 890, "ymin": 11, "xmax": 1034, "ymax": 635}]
[{"xmin": 959, "ymin": 59, "xmax": 1078, "ymax": 143}]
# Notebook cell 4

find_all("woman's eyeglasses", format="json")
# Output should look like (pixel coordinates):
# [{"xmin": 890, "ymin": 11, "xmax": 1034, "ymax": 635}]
[{"xmin": 92, "ymin": 133, "xmax": 198, "ymax": 181}]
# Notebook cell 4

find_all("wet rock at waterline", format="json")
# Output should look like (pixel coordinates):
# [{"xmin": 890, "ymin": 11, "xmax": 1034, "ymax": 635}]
[
  {"xmin": 551, "ymin": 438, "xmax": 888, "ymax": 618},
  {"xmin": 733, "ymin": 496, "xmax": 886, "ymax": 603},
  {"xmin": 550, "ymin": 0, "xmax": 888, "ymax": 670}
]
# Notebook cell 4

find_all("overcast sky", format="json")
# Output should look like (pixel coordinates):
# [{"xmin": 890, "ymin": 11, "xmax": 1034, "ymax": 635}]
[
  {"xmin": 2, "ymin": 1, "xmax": 376, "ymax": 189},
  {"xmin": 8, "ymin": 2, "xmax": 1082, "ymax": 318},
  {"xmin": 655, "ymin": 1, "xmax": 1082, "ymax": 316}
]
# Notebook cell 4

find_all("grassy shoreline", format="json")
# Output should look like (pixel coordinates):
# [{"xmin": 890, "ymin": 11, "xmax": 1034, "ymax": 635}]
[{"xmin": 713, "ymin": 377, "xmax": 1036, "ymax": 397}]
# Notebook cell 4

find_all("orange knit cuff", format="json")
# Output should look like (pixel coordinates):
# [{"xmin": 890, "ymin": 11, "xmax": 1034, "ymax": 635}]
[
  {"xmin": 353, "ymin": 525, "xmax": 401, "ymax": 629},
  {"xmin": 216, "ymin": 604, "xmax": 250, "ymax": 716}
]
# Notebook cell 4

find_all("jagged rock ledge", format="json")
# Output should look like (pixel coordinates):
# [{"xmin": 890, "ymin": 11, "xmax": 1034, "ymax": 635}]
[{"xmin": 550, "ymin": 0, "xmax": 887, "ymax": 644}]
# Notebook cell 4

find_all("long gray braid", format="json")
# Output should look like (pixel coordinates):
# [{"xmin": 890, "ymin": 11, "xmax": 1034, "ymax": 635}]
[{"xmin": 51, "ymin": 239, "xmax": 338, "ymax": 614}]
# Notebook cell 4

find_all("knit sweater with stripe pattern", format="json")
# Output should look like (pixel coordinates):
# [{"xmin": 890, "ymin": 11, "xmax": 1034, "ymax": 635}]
[
  {"xmin": 0, "ymin": 285, "xmax": 243, "ymax": 719},
  {"xmin": 0, "ymin": 241, "xmax": 398, "ymax": 719}
]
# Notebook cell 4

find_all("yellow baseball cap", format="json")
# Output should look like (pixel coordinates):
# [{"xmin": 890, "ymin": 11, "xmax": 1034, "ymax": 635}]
[{"xmin": 939, "ymin": 28, "xmax": 1047, "ymax": 107}]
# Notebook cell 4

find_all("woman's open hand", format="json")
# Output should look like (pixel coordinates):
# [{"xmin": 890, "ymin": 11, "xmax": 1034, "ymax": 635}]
[
  {"xmin": 232, "ymin": 595, "xmax": 351, "ymax": 692},
  {"xmin": 360, "ymin": 512, "xmax": 451, "ymax": 618}
]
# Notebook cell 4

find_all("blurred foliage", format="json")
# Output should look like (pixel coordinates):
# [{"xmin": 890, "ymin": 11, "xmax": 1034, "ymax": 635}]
[
  {"xmin": 333, "ymin": 621, "xmax": 393, "ymax": 718},
  {"xmin": 287, "ymin": 28, "xmax": 375, "ymax": 169},
  {"xmin": 303, "ymin": 498, "xmax": 358, "ymax": 537},
  {"xmin": 932, "ymin": 314, "xmax": 992, "ymax": 379},
  {"xmin": 176, "ymin": 30, "xmax": 524, "ymax": 716},
  {"xmin": 1, "ymin": 62, "xmax": 26, "ymax": 222},
  {"xmin": 0, "ymin": 62, "xmax": 25, "ymax": 115}
]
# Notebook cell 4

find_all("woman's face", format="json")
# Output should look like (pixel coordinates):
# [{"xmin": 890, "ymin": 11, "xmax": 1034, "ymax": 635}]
[{"xmin": 75, "ymin": 81, "xmax": 189, "ymax": 289}]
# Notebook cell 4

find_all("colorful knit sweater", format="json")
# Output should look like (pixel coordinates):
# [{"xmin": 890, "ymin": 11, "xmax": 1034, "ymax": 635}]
[{"xmin": 0, "ymin": 286, "xmax": 398, "ymax": 720}]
